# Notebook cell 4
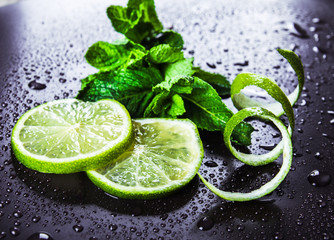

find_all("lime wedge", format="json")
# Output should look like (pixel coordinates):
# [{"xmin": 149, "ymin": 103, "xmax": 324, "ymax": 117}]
[
  {"xmin": 11, "ymin": 99, "xmax": 133, "ymax": 173},
  {"xmin": 87, "ymin": 118, "xmax": 203, "ymax": 199}
]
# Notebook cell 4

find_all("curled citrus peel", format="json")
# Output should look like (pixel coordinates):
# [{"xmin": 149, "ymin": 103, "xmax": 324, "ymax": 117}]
[
  {"xmin": 198, "ymin": 107, "xmax": 292, "ymax": 201},
  {"xmin": 199, "ymin": 49, "xmax": 304, "ymax": 201}
]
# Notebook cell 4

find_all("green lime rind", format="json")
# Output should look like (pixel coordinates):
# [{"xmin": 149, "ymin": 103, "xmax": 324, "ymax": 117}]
[
  {"xmin": 231, "ymin": 49, "xmax": 304, "ymax": 134},
  {"xmin": 87, "ymin": 118, "xmax": 204, "ymax": 200},
  {"xmin": 231, "ymin": 73, "xmax": 295, "ymax": 133},
  {"xmin": 11, "ymin": 99, "xmax": 133, "ymax": 174},
  {"xmin": 224, "ymin": 107, "xmax": 285, "ymax": 166},
  {"xmin": 199, "ymin": 107, "xmax": 293, "ymax": 201},
  {"xmin": 277, "ymin": 48, "xmax": 305, "ymax": 101},
  {"xmin": 87, "ymin": 166, "xmax": 196, "ymax": 200}
]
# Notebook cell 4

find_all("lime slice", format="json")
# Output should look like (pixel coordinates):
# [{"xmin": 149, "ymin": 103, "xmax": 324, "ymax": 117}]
[
  {"xmin": 87, "ymin": 118, "xmax": 203, "ymax": 199},
  {"xmin": 11, "ymin": 99, "xmax": 133, "ymax": 174}
]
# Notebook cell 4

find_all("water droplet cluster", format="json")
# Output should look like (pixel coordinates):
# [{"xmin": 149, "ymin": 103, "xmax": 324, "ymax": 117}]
[{"xmin": 0, "ymin": 0, "xmax": 333, "ymax": 239}]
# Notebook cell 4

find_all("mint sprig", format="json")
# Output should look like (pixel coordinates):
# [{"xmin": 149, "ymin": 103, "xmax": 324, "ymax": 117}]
[{"xmin": 77, "ymin": 0, "xmax": 254, "ymax": 145}]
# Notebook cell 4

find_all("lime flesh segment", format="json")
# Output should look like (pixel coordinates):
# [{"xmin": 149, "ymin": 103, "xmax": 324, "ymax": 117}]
[
  {"xmin": 11, "ymin": 99, "xmax": 133, "ymax": 173},
  {"xmin": 87, "ymin": 118, "xmax": 204, "ymax": 199}
]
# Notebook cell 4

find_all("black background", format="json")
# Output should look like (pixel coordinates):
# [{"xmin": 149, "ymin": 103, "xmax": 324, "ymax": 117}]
[{"xmin": 0, "ymin": 0, "xmax": 333, "ymax": 239}]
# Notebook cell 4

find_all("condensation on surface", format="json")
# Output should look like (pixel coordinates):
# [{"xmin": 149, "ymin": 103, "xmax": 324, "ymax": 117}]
[{"xmin": 0, "ymin": 0, "xmax": 333, "ymax": 239}]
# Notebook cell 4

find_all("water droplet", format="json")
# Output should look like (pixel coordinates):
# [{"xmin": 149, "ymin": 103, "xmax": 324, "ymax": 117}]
[
  {"xmin": 28, "ymin": 81, "xmax": 46, "ymax": 90},
  {"xmin": 197, "ymin": 216, "xmax": 214, "ymax": 231},
  {"xmin": 300, "ymin": 99, "xmax": 307, "ymax": 106},
  {"xmin": 32, "ymin": 215, "xmax": 41, "ymax": 223},
  {"xmin": 272, "ymin": 132, "xmax": 281, "ymax": 138},
  {"xmin": 314, "ymin": 34, "xmax": 321, "ymax": 44},
  {"xmin": 109, "ymin": 224, "xmax": 118, "ymax": 231},
  {"xmin": 322, "ymin": 133, "xmax": 334, "ymax": 140},
  {"xmin": 13, "ymin": 210, "xmax": 23, "ymax": 218},
  {"xmin": 259, "ymin": 144, "xmax": 276, "ymax": 151},
  {"xmin": 312, "ymin": 17, "xmax": 321, "ymax": 24},
  {"xmin": 313, "ymin": 46, "xmax": 320, "ymax": 53},
  {"xmin": 14, "ymin": 220, "xmax": 21, "ymax": 226},
  {"xmin": 274, "ymin": 232, "xmax": 284, "ymax": 240},
  {"xmin": 204, "ymin": 160, "xmax": 218, "ymax": 167},
  {"xmin": 309, "ymin": 26, "xmax": 317, "ymax": 32},
  {"xmin": 160, "ymin": 213, "xmax": 168, "ymax": 220},
  {"xmin": 237, "ymin": 224, "xmax": 245, "ymax": 231},
  {"xmin": 59, "ymin": 78, "xmax": 66, "ymax": 83},
  {"xmin": 10, "ymin": 227, "xmax": 20, "ymax": 236},
  {"xmin": 72, "ymin": 224, "xmax": 84, "ymax": 233},
  {"xmin": 314, "ymin": 152, "xmax": 322, "ymax": 159},
  {"xmin": 307, "ymin": 170, "xmax": 331, "ymax": 187},
  {"xmin": 313, "ymin": 46, "xmax": 327, "ymax": 54},
  {"xmin": 291, "ymin": 23, "xmax": 309, "ymax": 39},
  {"xmin": 0, "ymin": 232, "xmax": 6, "ymax": 239},
  {"xmin": 206, "ymin": 62, "xmax": 216, "ymax": 69},
  {"xmin": 317, "ymin": 199, "xmax": 327, "ymax": 208},
  {"xmin": 322, "ymin": 233, "xmax": 331, "ymax": 240},
  {"xmin": 233, "ymin": 60, "xmax": 249, "ymax": 67},
  {"xmin": 27, "ymin": 232, "xmax": 54, "ymax": 240}
]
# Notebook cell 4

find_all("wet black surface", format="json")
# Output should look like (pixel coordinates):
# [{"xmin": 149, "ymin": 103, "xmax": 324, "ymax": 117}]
[{"xmin": 0, "ymin": 0, "xmax": 334, "ymax": 239}]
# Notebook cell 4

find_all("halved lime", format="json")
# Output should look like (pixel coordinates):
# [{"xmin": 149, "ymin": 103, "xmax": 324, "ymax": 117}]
[
  {"xmin": 87, "ymin": 118, "xmax": 204, "ymax": 199},
  {"xmin": 11, "ymin": 99, "xmax": 133, "ymax": 174}
]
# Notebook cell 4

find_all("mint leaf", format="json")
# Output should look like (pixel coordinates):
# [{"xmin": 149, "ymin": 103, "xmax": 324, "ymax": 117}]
[
  {"xmin": 153, "ymin": 76, "xmax": 193, "ymax": 94},
  {"xmin": 77, "ymin": 67, "xmax": 163, "ymax": 117},
  {"xmin": 193, "ymin": 68, "xmax": 231, "ymax": 97},
  {"xmin": 182, "ymin": 77, "xmax": 233, "ymax": 130},
  {"xmin": 107, "ymin": 0, "xmax": 163, "ymax": 43},
  {"xmin": 143, "ymin": 92, "xmax": 186, "ymax": 118},
  {"xmin": 163, "ymin": 58, "xmax": 195, "ymax": 81},
  {"xmin": 168, "ymin": 94, "xmax": 186, "ymax": 117},
  {"xmin": 77, "ymin": 71, "xmax": 115, "ymax": 100},
  {"xmin": 148, "ymin": 44, "xmax": 184, "ymax": 64},
  {"xmin": 158, "ymin": 31, "xmax": 184, "ymax": 48},
  {"xmin": 128, "ymin": 0, "xmax": 163, "ymax": 31},
  {"xmin": 142, "ymin": 30, "xmax": 184, "ymax": 49},
  {"xmin": 143, "ymin": 91, "xmax": 171, "ymax": 117},
  {"xmin": 182, "ymin": 77, "xmax": 253, "ymax": 145},
  {"xmin": 144, "ymin": 76, "xmax": 193, "ymax": 117},
  {"xmin": 85, "ymin": 39, "xmax": 147, "ymax": 71},
  {"xmin": 105, "ymin": 6, "xmax": 136, "ymax": 35}
]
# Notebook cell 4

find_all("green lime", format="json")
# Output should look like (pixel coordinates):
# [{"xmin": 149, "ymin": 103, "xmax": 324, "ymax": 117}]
[
  {"xmin": 87, "ymin": 118, "xmax": 203, "ymax": 199},
  {"xmin": 11, "ymin": 99, "xmax": 133, "ymax": 174}
]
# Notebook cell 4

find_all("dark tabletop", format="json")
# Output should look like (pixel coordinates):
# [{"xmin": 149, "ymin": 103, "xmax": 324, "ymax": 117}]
[{"xmin": 0, "ymin": 0, "xmax": 334, "ymax": 239}]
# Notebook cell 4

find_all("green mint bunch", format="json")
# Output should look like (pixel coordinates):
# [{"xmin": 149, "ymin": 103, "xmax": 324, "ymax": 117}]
[{"xmin": 76, "ymin": 0, "xmax": 253, "ymax": 145}]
